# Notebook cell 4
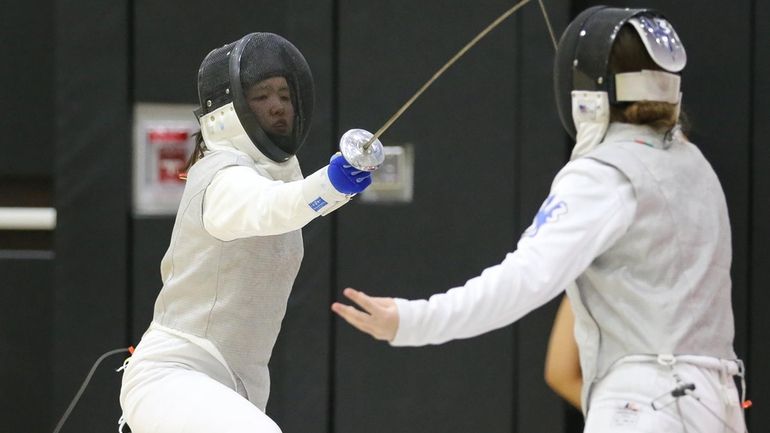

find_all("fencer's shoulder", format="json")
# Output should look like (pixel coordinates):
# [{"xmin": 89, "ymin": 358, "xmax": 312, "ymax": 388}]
[
  {"xmin": 552, "ymin": 156, "xmax": 629, "ymax": 192},
  {"xmin": 185, "ymin": 150, "xmax": 255, "ymax": 183},
  {"xmin": 557, "ymin": 155, "xmax": 615, "ymax": 177},
  {"xmin": 583, "ymin": 142, "xmax": 632, "ymax": 163},
  {"xmin": 202, "ymin": 149, "xmax": 256, "ymax": 167}
]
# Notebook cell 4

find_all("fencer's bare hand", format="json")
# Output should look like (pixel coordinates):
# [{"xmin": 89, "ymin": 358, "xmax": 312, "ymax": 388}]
[{"xmin": 331, "ymin": 288, "xmax": 398, "ymax": 342}]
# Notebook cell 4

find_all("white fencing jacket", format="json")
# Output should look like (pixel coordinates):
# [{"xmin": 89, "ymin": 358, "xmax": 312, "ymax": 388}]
[
  {"xmin": 391, "ymin": 124, "xmax": 737, "ymax": 411},
  {"xmin": 392, "ymin": 125, "xmax": 638, "ymax": 346},
  {"xmin": 148, "ymin": 145, "xmax": 347, "ymax": 411}
]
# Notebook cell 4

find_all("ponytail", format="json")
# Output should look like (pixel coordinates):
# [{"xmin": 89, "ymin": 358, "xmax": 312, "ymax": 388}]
[
  {"xmin": 179, "ymin": 131, "xmax": 206, "ymax": 181},
  {"xmin": 611, "ymin": 101, "xmax": 678, "ymax": 130}
]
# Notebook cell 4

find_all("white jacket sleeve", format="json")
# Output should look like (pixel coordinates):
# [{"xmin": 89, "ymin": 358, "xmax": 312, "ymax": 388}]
[
  {"xmin": 390, "ymin": 158, "xmax": 637, "ymax": 346},
  {"xmin": 203, "ymin": 165, "xmax": 349, "ymax": 240}
]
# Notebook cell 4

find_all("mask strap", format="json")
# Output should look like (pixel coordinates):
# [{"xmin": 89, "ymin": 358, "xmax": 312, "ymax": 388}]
[{"xmin": 615, "ymin": 70, "xmax": 681, "ymax": 103}]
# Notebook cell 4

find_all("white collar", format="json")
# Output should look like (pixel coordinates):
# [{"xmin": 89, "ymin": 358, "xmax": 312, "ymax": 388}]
[{"xmin": 602, "ymin": 123, "xmax": 677, "ymax": 150}]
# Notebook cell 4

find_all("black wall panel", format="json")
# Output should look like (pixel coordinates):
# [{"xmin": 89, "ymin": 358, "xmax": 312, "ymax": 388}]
[
  {"xmin": 53, "ymin": 1, "xmax": 131, "ymax": 432},
  {"xmin": 15, "ymin": 2, "xmax": 764, "ymax": 433},
  {"xmin": 1, "ymin": 5, "xmax": 56, "ymax": 432},
  {"xmin": 133, "ymin": 0, "xmax": 296, "ymax": 103},
  {"xmin": 133, "ymin": 0, "xmax": 334, "ymax": 107},
  {"xmin": 131, "ymin": 2, "xmax": 335, "ymax": 432},
  {"xmin": 0, "ymin": 257, "xmax": 53, "ymax": 433},
  {"xmin": 749, "ymin": 0, "xmax": 770, "ymax": 430},
  {"xmin": 0, "ymin": 1, "xmax": 54, "ymax": 177},
  {"xmin": 335, "ymin": 2, "xmax": 521, "ymax": 432},
  {"xmin": 514, "ymin": 2, "xmax": 574, "ymax": 432}
]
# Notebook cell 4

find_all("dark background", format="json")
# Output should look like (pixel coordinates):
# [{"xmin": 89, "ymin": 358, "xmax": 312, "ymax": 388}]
[{"xmin": 1, "ymin": 1, "xmax": 767, "ymax": 432}]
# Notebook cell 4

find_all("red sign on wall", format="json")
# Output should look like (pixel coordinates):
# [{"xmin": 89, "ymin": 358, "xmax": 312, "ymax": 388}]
[{"xmin": 147, "ymin": 129, "xmax": 190, "ymax": 184}]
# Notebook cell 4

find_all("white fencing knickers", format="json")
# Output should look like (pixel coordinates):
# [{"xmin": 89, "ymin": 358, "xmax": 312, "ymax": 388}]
[
  {"xmin": 119, "ymin": 327, "xmax": 281, "ymax": 433},
  {"xmin": 583, "ymin": 355, "xmax": 747, "ymax": 433}
]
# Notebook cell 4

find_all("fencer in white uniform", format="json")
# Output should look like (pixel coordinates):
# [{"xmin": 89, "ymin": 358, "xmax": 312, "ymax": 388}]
[
  {"xmin": 120, "ymin": 33, "xmax": 373, "ymax": 433},
  {"xmin": 332, "ymin": 7, "xmax": 748, "ymax": 433}
]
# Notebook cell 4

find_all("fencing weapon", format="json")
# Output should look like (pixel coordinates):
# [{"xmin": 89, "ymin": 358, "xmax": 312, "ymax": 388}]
[{"xmin": 340, "ymin": 0, "xmax": 558, "ymax": 171}]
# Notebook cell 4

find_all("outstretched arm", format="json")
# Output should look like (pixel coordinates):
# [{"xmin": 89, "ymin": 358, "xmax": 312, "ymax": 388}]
[
  {"xmin": 331, "ymin": 288, "xmax": 399, "ymax": 341},
  {"xmin": 332, "ymin": 158, "xmax": 635, "ymax": 347},
  {"xmin": 204, "ymin": 154, "xmax": 371, "ymax": 239}
]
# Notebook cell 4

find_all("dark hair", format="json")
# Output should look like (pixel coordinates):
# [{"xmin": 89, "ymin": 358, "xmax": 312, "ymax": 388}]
[
  {"xmin": 608, "ymin": 25, "xmax": 685, "ymax": 132},
  {"xmin": 179, "ymin": 131, "xmax": 206, "ymax": 180}
]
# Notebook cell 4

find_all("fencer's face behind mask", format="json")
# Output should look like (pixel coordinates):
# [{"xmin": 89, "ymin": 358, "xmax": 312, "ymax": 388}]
[
  {"xmin": 246, "ymin": 76, "xmax": 295, "ymax": 137},
  {"xmin": 195, "ymin": 33, "xmax": 314, "ymax": 163}
]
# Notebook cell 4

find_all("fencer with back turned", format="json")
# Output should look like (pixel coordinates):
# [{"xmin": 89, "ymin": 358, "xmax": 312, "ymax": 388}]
[{"xmin": 332, "ymin": 7, "xmax": 748, "ymax": 433}]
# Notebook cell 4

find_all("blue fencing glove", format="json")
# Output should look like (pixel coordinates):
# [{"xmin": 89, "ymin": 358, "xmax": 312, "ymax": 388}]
[{"xmin": 327, "ymin": 153, "xmax": 372, "ymax": 194}]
